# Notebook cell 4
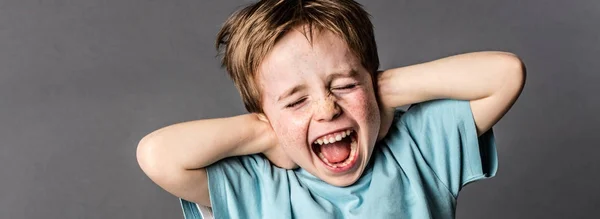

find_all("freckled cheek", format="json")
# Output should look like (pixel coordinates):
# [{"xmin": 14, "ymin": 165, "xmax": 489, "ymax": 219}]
[
  {"xmin": 340, "ymin": 91, "xmax": 380, "ymax": 145},
  {"xmin": 274, "ymin": 114, "xmax": 310, "ymax": 149},
  {"xmin": 345, "ymin": 89, "xmax": 380, "ymax": 125}
]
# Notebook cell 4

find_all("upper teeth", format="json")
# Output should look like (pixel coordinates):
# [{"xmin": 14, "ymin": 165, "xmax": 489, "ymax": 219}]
[{"xmin": 314, "ymin": 129, "xmax": 353, "ymax": 145}]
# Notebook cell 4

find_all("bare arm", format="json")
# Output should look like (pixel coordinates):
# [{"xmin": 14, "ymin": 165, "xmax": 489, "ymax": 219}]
[
  {"xmin": 377, "ymin": 51, "xmax": 526, "ymax": 137},
  {"xmin": 136, "ymin": 114, "xmax": 289, "ymax": 207}
]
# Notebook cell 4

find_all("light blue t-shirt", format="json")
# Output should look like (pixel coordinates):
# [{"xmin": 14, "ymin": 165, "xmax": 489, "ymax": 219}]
[{"xmin": 180, "ymin": 99, "xmax": 498, "ymax": 219}]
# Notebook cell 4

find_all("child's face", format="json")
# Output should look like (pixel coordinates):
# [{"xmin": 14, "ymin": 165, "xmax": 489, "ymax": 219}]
[{"xmin": 258, "ymin": 27, "xmax": 381, "ymax": 186}]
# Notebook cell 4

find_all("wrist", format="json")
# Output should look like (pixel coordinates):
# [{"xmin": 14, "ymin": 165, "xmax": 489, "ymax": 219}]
[
  {"xmin": 221, "ymin": 114, "xmax": 271, "ymax": 158},
  {"xmin": 240, "ymin": 113, "xmax": 277, "ymax": 155},
  {"xmin": 255, "ymin": 115, "xmax": 278, "ymax": 153},
  {"xmin": 377, "ymin": 67, "xmax": 435, "ymax": 107},
  {"xmin": 377, "ymin": 69, "xmax": 405, "ymax": 108}
]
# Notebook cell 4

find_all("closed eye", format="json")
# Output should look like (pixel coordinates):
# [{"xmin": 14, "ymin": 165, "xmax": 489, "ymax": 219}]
[
  {"xmin": 333, "ymin": 83, "xmax": 357, "ymax": 90},
  {"xmin": 286, "ymin": 97, "xmax": 306, "ymax": 108}
]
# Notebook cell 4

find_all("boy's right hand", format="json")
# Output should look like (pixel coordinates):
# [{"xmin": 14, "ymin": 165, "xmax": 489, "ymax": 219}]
[
  {"xmin": 263, "ymin": 143, "xmax": 298, "ymax": 169},
  {"xmin": 256, "ymin": 114, "xmax": 298, "ymax": 170}
]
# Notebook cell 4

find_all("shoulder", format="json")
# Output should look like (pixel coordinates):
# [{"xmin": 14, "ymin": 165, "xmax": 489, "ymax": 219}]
[
  {"xmin": 205, "ymin": 154, "xmax": 295, "ymax": 218},
  {"xmin": 394, "ymin": 99, "xmax": 472, "ymax": 130}
]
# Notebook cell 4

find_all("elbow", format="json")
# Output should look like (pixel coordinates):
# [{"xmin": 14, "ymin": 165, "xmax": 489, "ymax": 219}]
[
  {"xmin": 506, "ymin": 52, "xmax": 527, "ymax": 92},
  {"xmin": 137, "ymin": 137, "xmax": 210, "ymax": 206},
  {"xmin": 493, "ymin": 51, "xmax": 527, "ymax": 91},
  {"xmin": 136, "ymin": 137, "xmax": 154, "ymax": 175},
  {"xmin": 498, "ymin": 51, "xmax": 526, "ymax": 81},
  {"xmin": 136, "ymin": 136, "xmax": 166, "ymax": 182},
  {"xmin": 137, "ymin": 135, "xmax": 189, "ymax": 183},
  {"xmin": 493, "ymin": 52, "xmax": 527, "ymax": 101}
]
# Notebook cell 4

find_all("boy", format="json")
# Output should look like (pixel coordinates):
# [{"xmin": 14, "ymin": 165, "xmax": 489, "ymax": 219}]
[{"xmin": 137, "ymin": 0, "xmax": 525, "ymax": 218}]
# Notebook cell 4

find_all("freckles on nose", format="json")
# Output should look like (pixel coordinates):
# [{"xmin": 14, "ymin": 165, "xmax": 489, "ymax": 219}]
[{"xmin": 312, "ymin": 95, "xmax": 337, "ymax": 113}]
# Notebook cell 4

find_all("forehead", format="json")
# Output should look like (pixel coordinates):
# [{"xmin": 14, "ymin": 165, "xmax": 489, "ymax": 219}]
[{"xmin": 258, "ymin": 28, "xmax": 361, "ymax": 99}]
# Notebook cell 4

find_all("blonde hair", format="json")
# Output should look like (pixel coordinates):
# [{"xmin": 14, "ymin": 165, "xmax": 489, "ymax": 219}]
[{"xmin": 216, "ymin": 0, "xmax": 379, "ymax": 113}]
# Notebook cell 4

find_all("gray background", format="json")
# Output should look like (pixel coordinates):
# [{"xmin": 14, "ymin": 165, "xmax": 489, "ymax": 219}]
[{"xmin": 1, "ymin": 0, "xmax": 598, "ymax": 218}]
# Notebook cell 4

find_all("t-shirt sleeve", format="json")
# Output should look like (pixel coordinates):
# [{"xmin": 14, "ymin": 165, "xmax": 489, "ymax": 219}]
[
  {"xmin": 396, "ymin": 99, "xmax": 498, "ymax": 198},
  {"xmin": 180, "ymin": 154, "xmax": 291, "ymax": 219}
]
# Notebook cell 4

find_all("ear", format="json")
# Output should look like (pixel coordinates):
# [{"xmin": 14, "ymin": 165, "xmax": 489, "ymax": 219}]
[{"xmin": 256, "ymin": 113, "xmax": 270, "ymax": 123}]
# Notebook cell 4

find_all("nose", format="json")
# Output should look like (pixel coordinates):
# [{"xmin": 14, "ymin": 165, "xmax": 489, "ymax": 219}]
[{"xmin": 313, "ymin": 94, "xmax": 341, "ymax": 122}]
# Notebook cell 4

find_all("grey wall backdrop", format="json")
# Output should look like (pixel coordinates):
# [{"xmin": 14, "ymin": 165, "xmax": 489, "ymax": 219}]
[{"xmin": 1, "ymin": 0, "xmax": 598, "ymax": 218}]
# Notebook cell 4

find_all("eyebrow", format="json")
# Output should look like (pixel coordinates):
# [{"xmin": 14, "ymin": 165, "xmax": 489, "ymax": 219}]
[
  {"xmin": 277, "ymin": 84, "xmax": 307, "ymax": 102},
  {"xmin": 326, "ymin": 69, "xmax": 358, "ymax": 82},
  {"xmin": 276, "ymin": 69, "xmax": 358, "ymax": 102}
]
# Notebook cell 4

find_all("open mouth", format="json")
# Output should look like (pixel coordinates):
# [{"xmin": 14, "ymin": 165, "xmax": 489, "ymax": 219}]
[{"xmin": 311, "ymin": 129, "xmax": 359, "ymax": 172}]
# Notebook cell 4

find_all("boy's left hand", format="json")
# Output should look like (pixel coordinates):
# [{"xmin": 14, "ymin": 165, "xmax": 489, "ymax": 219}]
[
  {"xmin": 256, "ymin": 114, "xmax": 299, "ymax": 170},
  {"xmin": 377, "ymin": 104, "xmax": 395, "ymax": 141},
  {"xmin": 376, "ymin": 70, "xmax": 397, "ymax": 142},
  {"xmin": 263, "ymin": 143, "xmax": 299, "ymax": 170}
]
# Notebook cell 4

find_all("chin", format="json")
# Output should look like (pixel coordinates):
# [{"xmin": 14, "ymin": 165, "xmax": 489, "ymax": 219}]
[{"xmin": 321, "ymin": 167, "xmax": 364, "ymax": 187}]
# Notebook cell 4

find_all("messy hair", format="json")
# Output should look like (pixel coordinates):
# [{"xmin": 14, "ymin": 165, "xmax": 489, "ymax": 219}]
[{"xmin": 216, "ymin": 0, "xmax": 379, "ymax": 113}]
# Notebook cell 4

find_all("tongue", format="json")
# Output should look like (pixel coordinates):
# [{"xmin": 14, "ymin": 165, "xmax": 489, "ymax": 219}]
[{"xmin": 320, "ymin": 141, "xmax": 351, "ymax": 163}]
